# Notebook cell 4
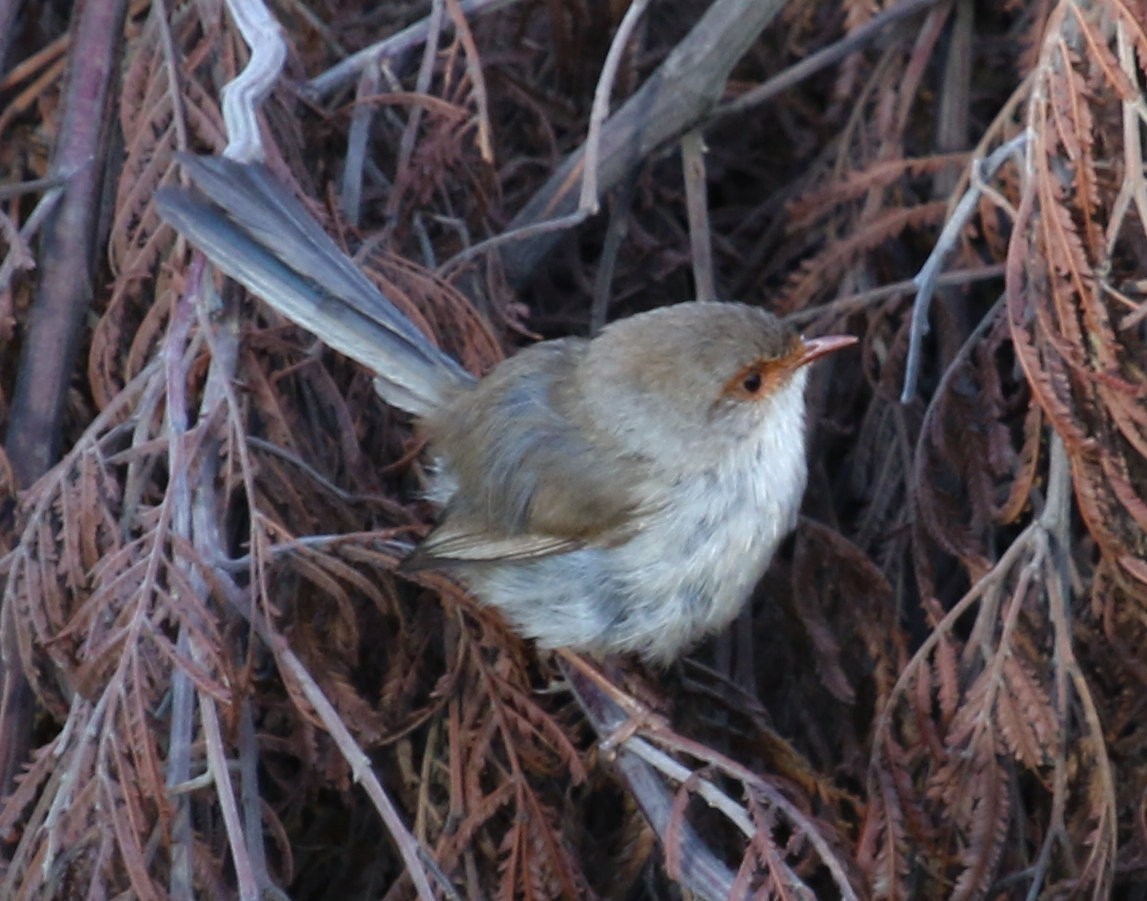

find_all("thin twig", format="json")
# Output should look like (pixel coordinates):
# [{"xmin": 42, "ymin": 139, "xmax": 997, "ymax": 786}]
[
  {"xmin": 341, "ymin": 51, "xmax": 382, "ymax": 225},
  {"xmin": 784, "ymin": 263, "xmax": 1005, "ymax": 326},
  {"xmin": 590, "ymin": 170, "xmax": 640, "ymax": 333},
  {"xmin": 304, "ymin": 0, "xmax": 523, "ymax": 99},
  {"xmin": 163, "ymin": 269, "xmax": 200, "ymax": 901},
  {"xmin": 0, "ymin": 169, "xmax": 81, "ymax": 201},
  {"xmin": 642, "ymin": 729, "xmax": 860, "ymax": 901},
  {"xmin": 200, "ymin": 689, "xmax": 260, "ymax": 900},
  {"xmin": 276, "ymin": 639, "xmax": 439, "ymax": 898},
  {"xmin": 193, "ymin": 269, "xmax": 265, "ymax": 901},
  {"xmin": 558, "ymin": 651, "xmax": 858, "ymax": 899},
  {"xmin": 0, "ymin": 179, "xmax": 76, "ymax": 295},
  {"xmin": 579, "ymin": 0, "xmax": 650, "ymax": 214},
  {"xmin": 439, "ymin": 0, "xmax": 651, "ymax": 275},
  {"xmin": 1041, "ymin": 433, "xmax": 1117, "ymax": 896},
  {"xmin": 708, "ymin": 0, "xmax": 941, "ymax": 125},
  {"xmin": 557, "ymin": 656, "xmax": 736, "ymax": 900},
  {"xmin": 900, "ymin": 130, "xmax": 1028, "ymax": 401},
  {"xmin": 237, "ymin": 700, "xmax": 279, "ymax": 898},
  {"xmin": 681, "ymin": 129, "xmax": 715, "ymax": 301},
  {"xmin": 444, "ymin": 0, "xmax": 494, "ymax": 163},
  {"xmin": 500, "ymin": 0, "xmax": 788, "ymax": 287},
  {"xmin": 385, "ymin": 0, "xmax": 446, "ymax": 224},
  {"xmin": 220, "ymin": 0, "xmax": 287, "ymax": 162}
]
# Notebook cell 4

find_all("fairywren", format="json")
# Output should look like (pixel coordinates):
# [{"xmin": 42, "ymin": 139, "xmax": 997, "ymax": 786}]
[{"xmin": 158, "ymin": 156, "xmax": 855, "ymax": 663}]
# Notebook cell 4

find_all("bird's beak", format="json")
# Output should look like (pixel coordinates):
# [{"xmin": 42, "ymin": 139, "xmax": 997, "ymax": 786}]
[{"xmin": 797, "ymin": 334, "xmax": 857, "ymax": 368}]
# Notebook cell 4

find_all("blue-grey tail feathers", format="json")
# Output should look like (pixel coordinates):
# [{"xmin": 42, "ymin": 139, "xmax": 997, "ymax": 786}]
[{"xmin": 156, "ymin": 155, "xmax": 474, "ymax": 416}]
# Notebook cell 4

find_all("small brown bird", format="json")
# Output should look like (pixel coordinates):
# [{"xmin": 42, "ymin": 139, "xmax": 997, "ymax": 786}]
[{"xmin": 158, "ymin": 156, "xmax": 855, "ymax": 663}]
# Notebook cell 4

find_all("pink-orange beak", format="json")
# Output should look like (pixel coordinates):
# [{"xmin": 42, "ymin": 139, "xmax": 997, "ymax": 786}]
[{"xmin": 797, "ymin": 334, "xmax": 857, "ymax": 368}]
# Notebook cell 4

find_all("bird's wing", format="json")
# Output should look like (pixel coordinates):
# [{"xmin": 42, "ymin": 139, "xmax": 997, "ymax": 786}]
[
  {"xmin": 402, "ymin": 527, "xmax": 581, "ymax": 570},
  {"xmin": 405, "ymin": 340, "xmax": 654, "ymax": 569}
]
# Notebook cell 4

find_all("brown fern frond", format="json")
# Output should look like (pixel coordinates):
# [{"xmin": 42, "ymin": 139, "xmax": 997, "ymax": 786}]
[
  {"xmin": 486, "ymin": 669, "xmax": 587, "ymax": 781},
  {"xmin": 779, "ymin": 201, "xmax": 950, "ymax": 312},
  {"xmin": 744, "ymin": 791, "xmax": 817, "ymax": 900},
  {"xmin": 93, "ymin": 11, "xmax": 229, "ymax": 408},
  {"xmin": 950, "ymin": 756, "xmax": 1012, "ymax": 901},
  {"xmin": 927, "ymin": 598, "xmax": 960, "ymax": 727},
  {"xmin": 786, "ymin": 153, "xmax": 971, "ymax": 231},
  {"xmin": 857, "ymin": 749, "xmax": 911, "ymax": 901},
  {"xmin": 996, "ymin": 653, "xmax": 1056, "ymax": 768},
  {"xmin": 1009, "ymin": 0, "xmax": 1147, "ymax": 610}
]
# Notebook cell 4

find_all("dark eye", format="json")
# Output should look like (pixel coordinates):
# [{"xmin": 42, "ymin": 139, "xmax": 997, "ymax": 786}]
[{"xmin": 741, "ymin": 371, "xmax": 763, "ymax": 394}]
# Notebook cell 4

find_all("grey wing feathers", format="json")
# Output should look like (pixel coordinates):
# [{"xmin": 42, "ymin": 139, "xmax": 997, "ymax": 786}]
[
  {"xmin": 405, "ymin": 342, "xmax": 648, "ymax": 570},
  {"xmin": 156, "ymin": 155, "xmax": 474, "ymax": 416},
  {"xmin": 402, "ymin": 529, "xmax": 581, "ymax": 570}
]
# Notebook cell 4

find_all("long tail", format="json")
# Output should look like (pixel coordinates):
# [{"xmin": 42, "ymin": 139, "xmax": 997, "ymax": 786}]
[{"xmin": 156, "ymin": 155, "xmax": 474, "ymax": 416}]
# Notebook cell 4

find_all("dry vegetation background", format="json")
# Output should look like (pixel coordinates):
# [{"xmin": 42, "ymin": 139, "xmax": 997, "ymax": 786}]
[{"xmin": 0, "ymin": 0, "xmax": 1145, "ymax": 897}]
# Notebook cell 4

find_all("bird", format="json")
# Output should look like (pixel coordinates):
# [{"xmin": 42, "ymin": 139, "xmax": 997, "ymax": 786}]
[{"xmin": 157, "ymin": 155, "xmax": 856, "ymax": 664}]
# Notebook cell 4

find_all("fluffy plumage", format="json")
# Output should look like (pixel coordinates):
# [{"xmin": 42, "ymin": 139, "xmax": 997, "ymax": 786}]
[{"xmin": 157, "ymin": 155, "xmax": 854, "ymax": 663}]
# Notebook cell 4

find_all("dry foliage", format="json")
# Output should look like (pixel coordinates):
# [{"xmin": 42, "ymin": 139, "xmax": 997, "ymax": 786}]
[{"xmin": 0, "ymin": 0, "xmax": 1145, "ymax": 898}]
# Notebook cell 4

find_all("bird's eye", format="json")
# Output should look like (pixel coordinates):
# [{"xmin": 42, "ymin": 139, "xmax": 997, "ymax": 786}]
[{"xmin": 741, "ymin": 371, "xmax": 763, "ymax": 394}]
